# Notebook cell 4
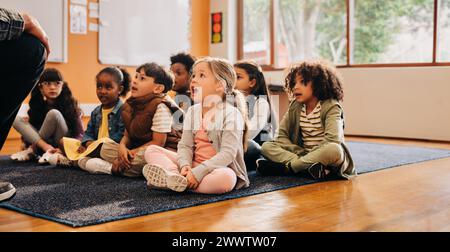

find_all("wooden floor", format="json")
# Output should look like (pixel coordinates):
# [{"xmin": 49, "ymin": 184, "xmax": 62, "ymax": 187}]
[{"xmin": 1, "ymin": 136, "xmax": 450, "ymax": 232}]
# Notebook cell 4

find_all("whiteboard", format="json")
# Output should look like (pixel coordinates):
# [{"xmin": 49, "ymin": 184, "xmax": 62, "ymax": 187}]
[
  {"xmin": 99, "ymin": 0, "xmax": 191, "ymax": 67},
  {"xmin": 0, "ymin": 0, "xmax": 68, "ymax": 63}
]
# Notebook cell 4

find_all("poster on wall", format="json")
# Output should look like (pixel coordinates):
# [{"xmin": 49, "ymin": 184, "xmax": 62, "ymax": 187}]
[
  {"xmin": 211, "ymin": 12, "xmax": 223, "ymax": 44},
  {"xmin": 70, "ymin": 4, "xmax": 87, "ymax": 34}
]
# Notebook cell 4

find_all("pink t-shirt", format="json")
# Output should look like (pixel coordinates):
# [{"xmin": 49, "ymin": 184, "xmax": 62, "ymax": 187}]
[{"xmin": 193, "ymin": 124, "xmax": 217, "ymax": 166}]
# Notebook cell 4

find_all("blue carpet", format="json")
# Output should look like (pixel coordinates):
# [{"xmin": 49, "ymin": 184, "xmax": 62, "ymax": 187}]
[{"xmin": 1, "ymin": 141, "xmax": 449, "ymax": 227}]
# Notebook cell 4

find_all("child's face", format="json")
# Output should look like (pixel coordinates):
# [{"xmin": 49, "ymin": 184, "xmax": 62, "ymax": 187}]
[
  {"xmin": 170, "ymin": 63, "xmax": 190, "ymax": 93},
  {"xmin": 131, "ymin": 69, "xmax": 164, "ymax": 98},
  {"xmin": 292, "ymin": 74, "xmax": 315, "ymax": 103},
  {"xmin": 39, "ymin": 81, "xmax": 63, "ymax": 101},
  {"xmin": 190, "ymin": 62, "xmax": 223, "ymax": 104},
  {"xmin": 96, "ymin": 73, "xmax": 123, "ymax": 108},
  {"xmin": 234, "ymin": 67, "xmax": 256, "ymax": 95}
]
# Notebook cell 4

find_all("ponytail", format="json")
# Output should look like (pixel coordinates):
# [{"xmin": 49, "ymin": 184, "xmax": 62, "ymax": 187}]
[
  {"xmin": 231, "ymin": 89, "xmax": 249, "ymax": 152},
  {"xmin": 118, "ymin": 67, "xmax": 131, "ymax": 97}
]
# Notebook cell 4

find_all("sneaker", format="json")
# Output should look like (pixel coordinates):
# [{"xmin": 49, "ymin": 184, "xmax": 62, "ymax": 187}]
[
  {"xmin": 77, "ymin": 157, "xmax": 91, "ymax": 170},
  {"xmin": 0, "ymin": 181, "xmax": 16, "ymax": 202},
  {"xmin": 142, "ymin": 164, "xmax": 187, "ymax": 192},
  {"xmin": 48, "ymin": 153, "xmax": 76, "ymax": 167},
  {"xmin": 38, "ymin": 150, "xmax": 53, "ymax": 164},
  {"xmin": 256, "ymin": 158, "xmax": 289, "ymax": 176},
  {"xmin": 83, "ymin": 158, "xmax": 112, "ymax": 175},
  {"xmin": 10, "ymin": 147, "xmax": 35, "ymax": 162},
  {"xmin": 307, "ymin": 163, "xmax": 330, "ymax": 180}
]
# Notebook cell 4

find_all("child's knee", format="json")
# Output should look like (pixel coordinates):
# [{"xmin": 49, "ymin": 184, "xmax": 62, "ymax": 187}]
[
  {"xmin": 261, "ymin": 141, "xmax": 276, "ymax": 157},
  {"xmin": 322, "ymin": 143, "xmax": 344, "ymax": 165},
  {"xmin": 13, "ymin": 116, "xmax": 26, "ymax": 127},
  {"xmin": 46, "ymin": 109, "xmax": 64, "ymax": 121},
  {"xmin": 215, "ymin": 169, "xmax": 237, "ymax": 193},
  {"xmin": 144, "ymin": 145, "xmax": 164, "ymax": 163},
  {"xmin": 202, "ymin": 168, "xmax": 237, "ymax": 194}
]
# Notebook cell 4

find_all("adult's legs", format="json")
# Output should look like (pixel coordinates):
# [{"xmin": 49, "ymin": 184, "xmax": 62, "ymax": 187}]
[{"xmin": 0, "ymin": 33, "xmax": 46, "ymax": 150}]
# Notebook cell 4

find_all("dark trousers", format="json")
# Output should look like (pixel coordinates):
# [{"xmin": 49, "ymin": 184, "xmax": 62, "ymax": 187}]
[
  {"xmin": 0, "ymin": 33, "xmax": 46, "ymax": 150},
  {"xmin": 244, "ymin": 139, "xmax": 263, "ymax": 171}
]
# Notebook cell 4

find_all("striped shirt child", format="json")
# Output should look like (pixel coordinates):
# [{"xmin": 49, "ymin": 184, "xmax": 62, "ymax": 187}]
[{"xmin": 300, "ymin": 102, "xmax": 325, "ymax": 151}]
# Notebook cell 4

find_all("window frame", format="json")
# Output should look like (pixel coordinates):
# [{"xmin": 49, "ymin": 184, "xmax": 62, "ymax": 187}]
[{"xmin": 237, "ymin": 0, "xmax": 450, "ymax": 70}]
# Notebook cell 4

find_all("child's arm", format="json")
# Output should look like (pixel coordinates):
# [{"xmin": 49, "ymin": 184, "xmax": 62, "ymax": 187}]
[
  {"xmin": 177, "ymin": 106, "xmax": 195, "ymax": 170},
  {"xmin": 81, "ymin": 110, "xmax": 96, "ymax": 146},
  {"xmin": 111, "ymin": 112, "xmax": 126, "ymax": 143},
  {"xmin": 130, "ymin": 132, "xmax": 167, "ymax": 154},
  {"xmin": 272, "ymin": 102, "xmax": 296, "ymax": 145},
  {"xmin": 118, "ymin": 130, "xmax": 132, "ymax": 169},
  {"xmin": 248, "ymin": 98, "xmax": 271, "ymax": 140},
  {"xmin": 322, "ymin": 104, "xmax": 344, "ymax": 144},
  {"xmin": 74, "ymin": 114, "xmax": 85, "ymax": 140}
]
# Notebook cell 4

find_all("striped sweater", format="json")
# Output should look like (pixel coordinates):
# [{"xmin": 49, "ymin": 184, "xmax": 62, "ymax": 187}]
[{"xmin": 300, "ymin": 102, "xmax": 325, "ymax": 151}]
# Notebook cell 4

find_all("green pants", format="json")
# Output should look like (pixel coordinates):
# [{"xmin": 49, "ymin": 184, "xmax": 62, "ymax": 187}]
[{"xmin": 260, "ymin": 142, "xmax": 345, "ymax": 174}]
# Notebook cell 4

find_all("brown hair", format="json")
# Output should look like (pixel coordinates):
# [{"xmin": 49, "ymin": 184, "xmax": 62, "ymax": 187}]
[{"xmin": 285, "ymin": 60, "xmax": 344, "ymax": 101}]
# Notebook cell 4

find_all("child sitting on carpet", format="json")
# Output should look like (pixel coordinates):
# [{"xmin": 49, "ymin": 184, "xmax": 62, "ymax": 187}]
[
  {"xmin": 47, "ymin": 66, "xmax": 130, "ymax": 168},
  {"xmin": 10, "ymin": 68, "xmax": 84, "ymax": 164},
  {"xmin": 76, "ymin": 62, "xmax": 184, "ymax": 177},
  {"xmin": 168, "ymin": 52, "xmax": 196, "ymax": 112},
  {"xmin": 258, "ymin": 60, "xmax": 356, "ymax": 180},
  {"xmin": 142, "ymin": 57, "xmax": 250, "ymax": 194},
  {"xmin": 234, "ymin": 60, "xmax": 276, "ymax": 171}
]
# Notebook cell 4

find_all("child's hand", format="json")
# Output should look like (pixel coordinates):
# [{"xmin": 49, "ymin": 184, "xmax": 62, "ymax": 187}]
[
  {"xmin": 118, "ymin": 144, "xmax": 132, "ymax": 169},
  {"xmin": 85, "ymin": 141, "xmax": 93, "ymax": 148},
  {"xmin": 48, "ymin": 147, "xmax": 61, "ymax": 154},
  {"xmin": 129, "ymin": 148, "xmax": 139, "ymax": 159},
  {"xmin": 111, "ymin": 159, "xmax": 124, "ymax": 175},
  {"xmin": 77, "ymin": 146, "xmax": 86, "ymax": 154},
  {"xmin": 186, "ymin": 170, "xmax": 199, "ymax": 190},
  {"xmin": 180, "ymin": 165, "xmax": 191, "ymax": 176}
]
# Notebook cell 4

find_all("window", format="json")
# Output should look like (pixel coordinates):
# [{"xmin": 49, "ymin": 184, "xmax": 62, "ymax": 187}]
[
  {"xmin": 238, "ymin": 0, "xmax": 450, "ymax": 68},
  {"xmin": 276, "ymin": 0, "xmax": 347, "ymax": 68},
  {"xmin": 242, "ymin": 0, "xmax": 271, "ymax": 65},
  {"xmin": 352, "ymin": 0, "xmax": 434, "ymax": 64},
  {"xmin": 438, "ymin": 0, "xmax": 450, "ymax": 62}
]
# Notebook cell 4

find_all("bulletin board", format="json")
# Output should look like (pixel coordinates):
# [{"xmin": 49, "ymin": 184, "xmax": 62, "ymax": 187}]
[
  {"xmin": 0, "ymin": 0, "xmax": 69, "ymax": 63},
  {"xmin": 98, "ymin": 0, "xmax": 191, "ymax": 67}
]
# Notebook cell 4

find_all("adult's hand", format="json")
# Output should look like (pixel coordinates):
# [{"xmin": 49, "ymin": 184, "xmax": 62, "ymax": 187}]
[{"xmin": 21, "ymin": 12, "xmax": 50, "ymax": 59}]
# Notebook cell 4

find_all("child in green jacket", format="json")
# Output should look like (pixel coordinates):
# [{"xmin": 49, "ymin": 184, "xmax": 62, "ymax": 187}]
[{"xmin": 258, "ymin": 60, "xmax": 356, "ymax": 180}]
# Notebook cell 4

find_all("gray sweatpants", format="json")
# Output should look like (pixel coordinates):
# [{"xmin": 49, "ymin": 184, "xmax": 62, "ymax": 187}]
[{"xmin": 13, "ymin": 109, "xmax": 69, "ymax": 147}]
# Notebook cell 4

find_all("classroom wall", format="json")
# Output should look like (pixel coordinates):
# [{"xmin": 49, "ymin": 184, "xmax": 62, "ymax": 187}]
[
  {"xmin": 46, "ymin": 0, "xmax": 210, "ymax": 105},
  {"xmin": 5, "ymin": 0, "xmax": 210, "ymax": 141},
  {"xmin": 263, "ymin": 67, "xmax": 450, "ymax": 141}
]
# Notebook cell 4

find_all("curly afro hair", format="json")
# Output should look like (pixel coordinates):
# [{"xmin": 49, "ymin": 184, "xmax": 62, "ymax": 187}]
[
  {"xmin": 170, "ymin": 52, "xmax": 196, "ymax": 73},
  {"xmin": 284, "ymin": 60, "xmax": 344, "ymax": 101}
]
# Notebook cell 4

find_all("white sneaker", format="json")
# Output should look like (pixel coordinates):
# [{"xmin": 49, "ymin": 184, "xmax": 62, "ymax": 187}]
[
  {"xmin": 142, "ymin": 164, "xmax": 187, "ymax": 192},
  {"xmin": 83, "ymin": 158, "xmax": 112, "ymax": 175},
  {"xmin": 77, "ymin": 157, "xmax": 91, "ymax": 170},
  {"xmin": 48, "ymin": 153, "xmax": 75, "ymax": 167},
  {"xmin": 10, "ymin": 147, "xmax": 35, "ymax": 162},
  {"xmin": 0, "ymin": 181, "xmax": 16, "ymax": 202},
  {"xmin": 38, "ymin": 150, "xmax": 53, "ymax": 164}
]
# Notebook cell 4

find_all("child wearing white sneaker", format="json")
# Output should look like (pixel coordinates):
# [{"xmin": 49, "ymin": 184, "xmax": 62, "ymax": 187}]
[
  {"xmin": 10, "ymin": 68, "xmax": 83, "ymax": 164},
  {"xmin": 82, "ymin": 63, "xmax": 184, "ymax": 177},
  {"xmin": 48, "ymin": 67, "xmax": 130, "ymax": 170},
  {"xmin": 143, "ymin": 57, "xmax": 250, "ymax": 194}
]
